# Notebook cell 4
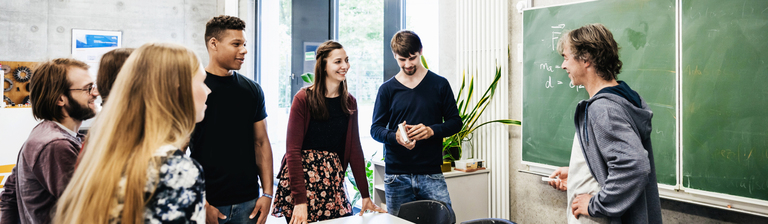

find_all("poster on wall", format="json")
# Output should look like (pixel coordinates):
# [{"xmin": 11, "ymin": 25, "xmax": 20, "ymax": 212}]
[{"xmin": 71, "ymin": 29, "xmax": 122, "ymax": 81}]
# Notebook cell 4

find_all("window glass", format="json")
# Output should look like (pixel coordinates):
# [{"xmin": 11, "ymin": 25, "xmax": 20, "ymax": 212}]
[
  {"xmin": 339, "ymin": 0, "xmax": 384, "ymax": 160},
  {"xmin": 260, "ymin": 0, "xmax": 292, "ymax": 174}
]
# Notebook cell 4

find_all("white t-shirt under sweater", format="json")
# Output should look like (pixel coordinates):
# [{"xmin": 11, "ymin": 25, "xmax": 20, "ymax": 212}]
[{"xmin": 567, "ymin": 133, "xmax": 609, "ymax": 224}]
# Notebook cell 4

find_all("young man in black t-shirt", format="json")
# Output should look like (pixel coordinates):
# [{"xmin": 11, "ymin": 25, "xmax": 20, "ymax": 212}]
[{"xmin": 190, "ymin": 15, "xmax": 274, "ymax": 224}]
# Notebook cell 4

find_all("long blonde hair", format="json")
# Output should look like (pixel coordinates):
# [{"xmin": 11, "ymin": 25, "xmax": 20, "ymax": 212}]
[{"xmin": 53, "ymin": 43, "xmax": 201, "ymax": 224}]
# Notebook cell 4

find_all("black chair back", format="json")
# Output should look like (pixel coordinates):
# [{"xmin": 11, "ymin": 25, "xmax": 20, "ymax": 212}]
[
  {"xmin": 460, "ymin": 218, "xmax": 517, "ymax": 224},
  {"xmin": 396, "ymin": 200, "xmax": 456, "ymax": 224}
]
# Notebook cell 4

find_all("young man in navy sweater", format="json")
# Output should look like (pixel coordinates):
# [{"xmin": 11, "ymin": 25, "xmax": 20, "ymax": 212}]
[{"xmin": 371, "ymin": 30, "xmax": 463, "ymax": 215}]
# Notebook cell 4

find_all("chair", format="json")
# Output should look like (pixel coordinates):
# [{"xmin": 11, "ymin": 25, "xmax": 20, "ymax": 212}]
[
  {"xmin": 396, "ymin": 200, "xmax": 456, "ymax": 224},
  {"xmin": 460, "ymin": 218, "xmax": 517, "ymax": 224}
]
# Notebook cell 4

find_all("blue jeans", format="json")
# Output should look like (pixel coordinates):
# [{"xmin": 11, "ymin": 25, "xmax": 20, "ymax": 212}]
[
  {"xmin": 384, "ymin": 173, "xmax": 452, "ymax": 216},
  {"xmin": 215, "ymin": 197, "xmax": 258, "ymax": 224}
]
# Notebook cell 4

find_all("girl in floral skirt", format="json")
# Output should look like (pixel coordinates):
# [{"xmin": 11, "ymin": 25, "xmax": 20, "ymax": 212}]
[{"xmin": 272, "ymin": 40, "xmax": 386, "ymax": 224}]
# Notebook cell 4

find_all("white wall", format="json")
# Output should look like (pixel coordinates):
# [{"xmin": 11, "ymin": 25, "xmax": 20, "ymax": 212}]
[{"xmin": 438, "ymin": 0, "xmax": 457, "ymax": 92}]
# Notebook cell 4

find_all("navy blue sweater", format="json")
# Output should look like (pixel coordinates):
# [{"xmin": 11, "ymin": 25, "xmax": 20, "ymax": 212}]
[{"xmin": 371, "ymin": 71, "xmax": 462, "ymax": 174}]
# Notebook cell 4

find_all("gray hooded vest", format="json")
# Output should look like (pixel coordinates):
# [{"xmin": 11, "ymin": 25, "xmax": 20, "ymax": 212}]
[{"xmin": 574, "ymin": 92, "xmax": 662, "ymax": 224}]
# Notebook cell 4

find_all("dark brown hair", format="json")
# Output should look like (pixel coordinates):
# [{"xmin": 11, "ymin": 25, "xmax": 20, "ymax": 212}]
[
  {"xmin": 390, "ymin": 30, "xmax": 423, "ymax": 57},
  {"xmin": 96, "ymin": 48, "xmax": 134, "ymax": 103},
  {"xmin": 30, "ymin": 58, "xmax": 89, "ymax": 121},
  {"xmin": 305, "ymin": 40, "xmax": 352, "ymax": 120},
  {"xmin": 205, "ymin": 15, "xmax": 246, "ymax": 46},
  {"xmin": 557, "ymin": 23, "xmax": 622, "ymax": 81}
]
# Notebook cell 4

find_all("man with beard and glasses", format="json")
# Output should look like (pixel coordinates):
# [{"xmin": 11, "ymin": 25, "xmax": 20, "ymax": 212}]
[
  {"xmin": 370, "ymin": 30, "xmax": 462, "ymax": 215},
  {"xmin": 0, "ymin": 58, "xmax": 98, "ymax": 224}
]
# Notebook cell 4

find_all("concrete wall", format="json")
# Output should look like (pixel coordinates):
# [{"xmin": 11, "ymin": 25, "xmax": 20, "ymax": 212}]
[
  {"xmin": 0, "ymin": 0, "xmax": 217, "ymax": 64},
  {"xmin": 0, "ymin": 0, "xmax": 260, "ymax": 78},
  {"xmin": 506, "ymin": 0, "xmax": 768, "ymax": 223}
]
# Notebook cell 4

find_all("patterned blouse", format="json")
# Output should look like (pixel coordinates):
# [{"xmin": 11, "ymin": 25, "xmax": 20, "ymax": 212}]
[{"xmin": 109, "ymin": 145, "xmax": 206, "ymax": 223}]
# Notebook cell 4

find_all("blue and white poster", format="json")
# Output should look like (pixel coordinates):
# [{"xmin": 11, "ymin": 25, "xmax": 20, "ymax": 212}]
[
  {"xmin": 75, "ymin": 34, "xmax": 119, "ymax": 48},
  {"xmin": 71, "ymin": 29, "xmax": 122, "ymax": 62},
  {"xmin": 71, "ymin": 29, "xmax": 122, "ymax": 78}
]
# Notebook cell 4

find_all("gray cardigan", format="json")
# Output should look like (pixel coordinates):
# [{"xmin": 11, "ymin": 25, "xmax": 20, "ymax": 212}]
[{"xmin": 574, "ymin": 93, "xmax": 662, "ymax": 224}]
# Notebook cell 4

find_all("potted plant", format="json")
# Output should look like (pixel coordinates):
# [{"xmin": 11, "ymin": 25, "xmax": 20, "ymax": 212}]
[{"xmin": 441, "ymin": 65, "xmax": 521, "ymax": 162}]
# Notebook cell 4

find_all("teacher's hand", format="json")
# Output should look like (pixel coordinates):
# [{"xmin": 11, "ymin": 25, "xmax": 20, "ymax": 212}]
[{"xmin": 548, "ymin": 167, "xmax": 569, "ymax": 191}]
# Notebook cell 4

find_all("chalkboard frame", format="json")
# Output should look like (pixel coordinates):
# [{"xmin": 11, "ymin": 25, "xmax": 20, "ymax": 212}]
[{"xmin": 519, "ymin": 0, "xmax": 768, "ymax": 217}]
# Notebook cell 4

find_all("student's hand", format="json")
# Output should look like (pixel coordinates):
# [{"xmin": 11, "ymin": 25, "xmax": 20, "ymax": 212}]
[
  {"xmin": 358, "ymin": 198, "xmax": 387, "ymax": 215},
  {"xmin": 406, "ymin": 123, "xmax": 434, "ymax": 141},
  {"xmin": 205, "ymin": 202, "xmax": 226, "ymax": 224},
  {"xmin": 290, "ymin": 203, "xmax": 308, "ymax": 224},
  {"xmin": 571, "ymin": 194, "xmax": 592, "ymax": 218},
  {"xmin": 548, "ymin": 167, "xmax": 569, "ymax": 191},
  {"xmin": 396, "ymin": 121, "xmax": 416, "ymax": 150},
  {"xmin": 250, "ymin": 196, "xmax": 272, "ymax": 224}
]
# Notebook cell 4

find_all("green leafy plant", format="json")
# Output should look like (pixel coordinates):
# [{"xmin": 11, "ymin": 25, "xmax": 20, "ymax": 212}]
[
  {"xmin": 346, "ymin": 151, "xmax": 379, "ymax": 207},
  {"xmin": 301, "ymin": 72, "xmax": 314, "ymax": 83},
  {"xmin": 441, "ymin": 66, "xmax": 522, "ymax": 161}
]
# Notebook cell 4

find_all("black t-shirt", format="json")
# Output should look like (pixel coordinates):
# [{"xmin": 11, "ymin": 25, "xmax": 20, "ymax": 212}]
[
  {"xmin": 301, "ymin": 96, "xmax": 349, "ymax": 155},
  {"xmin": 189, "ymin": 71, "xmax": 268, "ymax": 206}
]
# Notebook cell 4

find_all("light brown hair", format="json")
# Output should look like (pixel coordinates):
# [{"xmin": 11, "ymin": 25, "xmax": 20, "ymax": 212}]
[
  {"xmin": 96, "ymin": 48, "xmax": 134, "ymax": 103},
  {"xmin": 54, "ymin": 43, "xmax": 200, "ymax": 224},
  {"xmin": 305, "ymin": 40, "xmax": 352, "ymax": 120},
  {"xmin": 29, "ymin": 58, "xmax": 89, "ymax": 121},
  {"xmin": 557, "ymin": 23, "xmax": 623, "ymax": 81},
  {"xmin": 390, "ymin": 30, "xmax": 423, "ymax": 57}
]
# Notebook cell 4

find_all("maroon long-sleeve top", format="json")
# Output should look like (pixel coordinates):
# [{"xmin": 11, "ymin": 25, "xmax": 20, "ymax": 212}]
[{"xmin": 280, "ymin": 89, "xmax": 370, "ymax": 205}]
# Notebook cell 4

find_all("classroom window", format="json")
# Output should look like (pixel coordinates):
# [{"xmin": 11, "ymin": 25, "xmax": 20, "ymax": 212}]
[
  {"xmin": 259, "ymin": 0, "xmax": 292, "ymax": 174},
  {"xmin": 339, "ymin": 0, "xmax": 385, "ymax": 160}
]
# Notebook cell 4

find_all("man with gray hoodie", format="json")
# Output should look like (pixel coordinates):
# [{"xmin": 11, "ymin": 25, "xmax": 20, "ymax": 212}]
[{"xmin": 547, "ymin": 23, "xmax": 662, "ymax": 224}]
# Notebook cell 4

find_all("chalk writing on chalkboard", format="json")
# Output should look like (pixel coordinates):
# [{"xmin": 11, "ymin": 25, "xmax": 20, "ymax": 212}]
[
  {"xmin": 539, "ymin": 23, "xmax": 585, "ymax": 92},
  {"xmin": 551, "ymin": 24, "xmax": 565, "ymax": 50}
]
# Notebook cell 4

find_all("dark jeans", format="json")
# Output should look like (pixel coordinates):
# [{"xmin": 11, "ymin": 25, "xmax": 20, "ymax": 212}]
[
  {"xmin": 384, "ymin": 173, "xmax": 453, "ymax": 216},
  {"xmin": 215, "ymin": 197, "xmax": 258, "ymax": 224}
]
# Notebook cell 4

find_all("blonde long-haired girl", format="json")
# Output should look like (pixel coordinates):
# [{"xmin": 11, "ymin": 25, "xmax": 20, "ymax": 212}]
[{"xmin": 53, "ymin": 42, "xmax": 211, "ymax": 224}]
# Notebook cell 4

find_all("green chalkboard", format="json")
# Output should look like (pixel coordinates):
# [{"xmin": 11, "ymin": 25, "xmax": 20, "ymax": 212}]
[
  {"xmin": 682, "ymin": 0, "xmax": 768, "ymax": 201},
  {"xmin": 522, "ymin": 0, "xmax": 677, "ymax": 185}
]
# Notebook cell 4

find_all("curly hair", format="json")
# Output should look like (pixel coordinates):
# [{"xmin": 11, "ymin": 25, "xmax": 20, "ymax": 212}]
[
  {"xmin": 557, "ymin": 23, "xmax": 622, "ymax": 81},
  {"xmin": 204, "ymin": 15, "xmax": 246, "ymax": 45}
]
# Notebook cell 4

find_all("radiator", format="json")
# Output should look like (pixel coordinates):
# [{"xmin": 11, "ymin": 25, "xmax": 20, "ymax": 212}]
[{"xmin": 456, "ymin": 0, "xmax": 510, "ymax": 219}]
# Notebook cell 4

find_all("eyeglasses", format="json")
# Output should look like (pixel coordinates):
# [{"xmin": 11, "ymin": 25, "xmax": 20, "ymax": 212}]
[{"xmin": 70, "ymin": 84, "xmax": 97, "ymax": 94}]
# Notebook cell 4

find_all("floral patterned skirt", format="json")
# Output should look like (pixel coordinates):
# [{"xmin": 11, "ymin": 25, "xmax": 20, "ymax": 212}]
[{"xmin": 271, "ymin": 150, "xmax": 352, "ymax": 222}]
